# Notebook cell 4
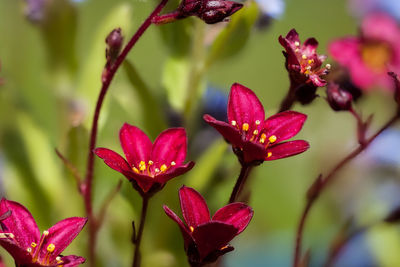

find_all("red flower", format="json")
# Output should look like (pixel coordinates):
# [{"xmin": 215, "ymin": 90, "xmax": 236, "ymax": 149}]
[
  {"xmin": 329, "ymin": 13, "xmax": 400, "ymax": 91},
  {"xmin": 164, "ymin": 186, "xmax": 253, "ymax": 265},
  {"xmin": 203, "ymin": 83, "xmax": 309, "ymax": 164},
  {"xmin": 279, "ymin": 29, "xmax": 330, "ymax": 88},
  {"xmin": 94, "ymin": 123, "xmax": 195, "ymax": 196},
  {"xmin": 0, "ymin": 199, "xmax": 86, "ymax": 267}
]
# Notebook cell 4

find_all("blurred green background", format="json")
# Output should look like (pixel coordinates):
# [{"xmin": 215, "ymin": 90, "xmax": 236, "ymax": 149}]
[{"xmin": 1, "ymin": 0, "xmax": 400, "ymax": 266}]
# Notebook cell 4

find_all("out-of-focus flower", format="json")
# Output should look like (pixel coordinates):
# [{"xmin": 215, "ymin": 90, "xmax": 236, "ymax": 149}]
[
  {"xmin": 164, "ymin": 186, "xmax": 253, "ymax": 266},
  {"xmin": 152, "ymin": 0, "xmax": 243, "ymax": 25},
  {"xmin": 326, "ymin": 83, "xmax": 353, "ymax": 111},
  {"xmin": 0, "ymin": 198, "xmax": 86, "ymax": 267},
  {"xmin": 349, "ymin": 0, "xmax": 400, "ymax": 21},
  {"xmin": 329, "ymin": 13, "xmax": 400, "ymax": 91},
  {"xmin": 203, "ymin": 83, "xmax": 309, "ymax": 164},
  {"xmin": 256, "ymin": 0, "xmax": 285, "ymax": 19},
  {"xmin": 24, "ymin": 0, "xmax": 47, "ymax": 23},
  {"xmin": 95, "ymin": 123, "xmax": 195, "ymax": 196}
]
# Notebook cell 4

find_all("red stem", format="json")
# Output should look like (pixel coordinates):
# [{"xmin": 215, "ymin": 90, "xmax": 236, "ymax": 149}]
[
  {"xmin": 132, "ymin": 197, "xmax": 150, "ymax": 267},
  {"xmin": 83, "ymin": 0, "xmax": 169, "ymax": 265},
  {"xmin": 229, "ymin": 164, "xmax": 253, "ymax": 203},
  {"xmin": 292, "ymin": 111, "xmax": 400, "ymax": 267}
]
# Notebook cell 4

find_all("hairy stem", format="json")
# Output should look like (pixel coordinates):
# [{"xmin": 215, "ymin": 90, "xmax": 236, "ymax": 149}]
[
  {"xmin": 82, "ymin": 0, "xmax": 169, "ymax": 265},
  {"xmin": 229, "ymin": 164, "xmax": 253, "ymax": 203},
  {"xmin": 293, "ymin": 111, "xmax": 400, "ymax": 267},
  {"xmin": 132, "ymin": 197, "xmax": 150, "ymax": 267}
]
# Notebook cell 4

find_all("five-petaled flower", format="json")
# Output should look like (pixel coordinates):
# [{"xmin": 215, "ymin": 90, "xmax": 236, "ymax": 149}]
[
  {"xmin": 152, "ymin": 0, "xmax": 243, "ymax": 25},
  {"xmin": 0, "ymin": 198, "xmax": 86, "ymax": 267},
  {"xmin": 164, "ymin": 186, "xmax": 253, "ymax": 266},
  {"xmin": 203, "ymin": 83, "xmax": 309, "ymax": 164},
  {"xmin": 95, "ymin": 123, "xmax": 195, "ymax": 196},
  {"xmin": 329, "ymin": 13, "xmax": 400, "ymax": 91}
]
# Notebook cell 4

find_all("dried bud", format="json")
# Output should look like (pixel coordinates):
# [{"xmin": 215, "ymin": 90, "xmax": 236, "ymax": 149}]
[
  {"xmin": 388, "ymin": 72, "xmax": 400, "ymax": 105},
  {"xmin": 326, "ymin": 83, "xmax": 353, "ymax": 111},
  {"xmin": 106, "ymin": 28, "xmax": 123, "ymax": 64}
]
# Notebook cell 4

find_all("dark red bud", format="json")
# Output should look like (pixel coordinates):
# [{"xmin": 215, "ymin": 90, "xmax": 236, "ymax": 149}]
[
  {"xmin": 388, "ymin": 72, "xmax": 400, "ymax": 105},
  {"xmin": 199, "ymin": 0, "xmax": 243, "ymax": 24},
  {"xmin": 326, "ymin": 83, "xmax": 353, "ymax": 111},
  {"xmin": 106, "ymin": 28, "xmax": 123, "ymax": 64}
]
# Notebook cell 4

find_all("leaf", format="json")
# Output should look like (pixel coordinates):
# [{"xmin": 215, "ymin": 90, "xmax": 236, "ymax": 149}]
[
  {"xmin": 207, "ymin": 1, "xmax": 259, "ymax": 64},
  {"xmin": 65, "ymin": 125, "xmax": 89, "ymax": 178},
  {"xmin": 185, "ymin": 139, "xmax": 227, "ymax": 191}
]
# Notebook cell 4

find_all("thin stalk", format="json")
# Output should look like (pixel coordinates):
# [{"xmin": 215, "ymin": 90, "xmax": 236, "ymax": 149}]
[
  {"xmin": 279, "ymin": 84, "xmax": 297, "ymax": 112},
  {"xmin": 292, "ymin": 112, "xmax": 400, "ymax": 267},
  {"xmin": 132, "ymin": 197, "xmax": 150, "ymax": 267},
  {"xmin": 82, "ymin": 0, "xmax": 169, "ymax": 265},
  {"xmin": 229, "ymin": 164, "xmax": 253, "ymax": 203}
]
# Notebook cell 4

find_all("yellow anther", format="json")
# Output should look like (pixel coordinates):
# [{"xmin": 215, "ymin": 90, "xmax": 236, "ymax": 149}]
[
  {"xmin": 132, "ymin": 167, "xmax": 140, "ymax": 174},
  {"xmin": 268, "ymin": 135, "xmax": 277, "ymax": 143},
  {"xmin": 27, "ymin": 248, "xmax": 32, "ymax": 253},
  {"xmin": 43, "ymin": 230, "xmax": 49, "ymax": 236},
  {"xmin": 56, "ymin": 256, "xmax": 63, "ymax": 263},
  {"xmin": 171, "ymin": 161, "xmax": 176, "ymax": 166},
  {"xmin": 31, "ymin": 242, "xmax": 37, "ymax": 248},
  {"xmin": 295, "ymin": 48, "xmax": 300, "ymax": 53},
  {"xmin": 155, "ymin": 168, "xmax": 160, "ymax": 173},
  {"xmin": 308, "ymin": 59, "xmax": 314, "ymax": 64},
  {"xmin": 267, "ymin": 152, "xmax": 272, "ymax": 158},
  {"xmin": 242, "ymin": 123, "xmax": 249, "ymax": 131},
  {"xmin": 160, "ymin": 164, "xmax": 167, "ymax": 172},
  {"xmin": 294, "ymin": 41, "xmax": 300, "ymax": 46},
  {"xmin": 47, "ymin": 243, "xmax": 55, "ymax": 253},
  {"xmin": 306, "ymin": 65, "xmax": 311, "ymax": 70},
  {"xmin": 231, "ymin": 120, "xmax": 237, "ymax": 126},
  {"xmin": 326, "ymin": 63, "xmax": 331, "ymax": 69},
  {"xmin": 255, "ymin": 120, "xmax": 261, "ymax": 125},
  {"xmin": 189, "ymin": 226, "xmax": 194, "ymax": 232},
  {"xmin": 259, "ymin": 133, "xmax": 267, "ymax": 144},
  {"xmin": 139, "ymin": 161, "xmax": 146, "ymax": 171},
  {"xmin": 302, "ymin": 54, "xmax": 307, "ymax": 59},
  {"xmin": 148, "ymin": 160, "xmax": 153, "ymax": 165},
  {"xmin": 220, "ymin": 245, "xmax": 229, "ymax": 250},
  {"xmin": 253, "ymin": 130, "xmax": 259, "ymax": 135},
  {"xmin": 0, "ymin": 233, "xmax": 14, "ymax": 239}
]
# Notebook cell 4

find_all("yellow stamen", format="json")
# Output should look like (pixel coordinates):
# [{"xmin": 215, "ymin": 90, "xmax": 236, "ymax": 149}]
[
  {"xmin": 189, "ymin": 226, "xmax": 194, "ymax": 232},
  {"xmin": 132, "ymin": 167, "xmax": 140, "ymax": 174},
  {"xmin": 148, "ymin": 160, "xmax": 153, "ymax": 165},
  {"xmin": 139, "ymin": 161, "xmax": 146, "ymax": 171},
  {"xmin": 253, "ymin": 130, "xmax": 259, "ymax": 135},
  {"xmin": 302, "ymin": 54, "xmax": 307, "ymax": 59},
  {"xmin": 294, "ymin": 41, "xmax": 300, "ymax": 46},
  {"xmin": 231, "ymin": 120, "xmax": 237, "ymax": 126},
  {"xmin": 220, "ymin": 245, "xmax": 229, "ymax": 250},
  {"xmin": 27, "ymin": 247, "xmax": 32, "ymax": 253},
  {"xmin": 326, "ymin": 63, "xmax": 331, "ymax": 70},
  {"xmin": 268, "ymin": 135, "xmax": 277, "ymax": 143},
  {"xmin": 259, "ymin": 133, "xmax": 267, "ymax": 144},
  {"xmin": 295, "ymin": 48, "xmax": 300, "ymax": 53},
  {"xmin": 155, "ymin": 168, "xmax": 160, "ymax": 173},
  {"xmin": 255, "ymin": 120, "xmax": 261, "ymax": 125},
  {"xmin": 47, "ymin": 243, "xmax": 55, "ymax": 253},
  {"xmin": 242, "ymin": 123, "xmax": 249, "ymax": 131},
  {"xmin": 267, "ymin": 152, "xmax": 272, "ymax": 158},
  {"xmin": 43, "ymin": 230, "xmax": 49, "ymax": 236},
  {"xmin": 171, "ymin": 161, "xmax": 176, "ymax": 166},
  {"xmin": 0, "ymin": 233, "xmax": 14, "ymax": 239},
  {"xmin": 31, "ymin": 242, "xmax": 37, "ymax": 248},
  {"xmin": 308, "ymin": 59, "xmax": 314, "ymax": 64},
  {"xmin": 56, "ymin": 256, "xmax": 63, "ymax": 264},
  {"xmin": 160, "ymin": 164, "xmax": 167, "ymax": 172}
]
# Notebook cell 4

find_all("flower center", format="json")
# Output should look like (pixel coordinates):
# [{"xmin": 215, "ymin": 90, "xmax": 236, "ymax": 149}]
[
  {"xmin": 132, "ymin": 160, "xmax": 176, "ymax": 177},
  {"xmin": 26, "ymin": 230, "xmax": 61, "ymax": 266},
  {"xmin": 361, "ymin": 41, "xmax": 392, "ymax": 73}
]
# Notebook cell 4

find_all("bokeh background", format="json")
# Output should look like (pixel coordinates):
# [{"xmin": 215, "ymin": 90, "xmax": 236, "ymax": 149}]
[{"xmin": 1, "ymin": 0, "xmax": 400, "ymax": 266}]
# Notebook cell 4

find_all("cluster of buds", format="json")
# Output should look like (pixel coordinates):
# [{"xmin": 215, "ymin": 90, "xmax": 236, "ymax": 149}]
[{"xmin": 152, "ymin": 0, "xmax": 243, "ymax": 25}]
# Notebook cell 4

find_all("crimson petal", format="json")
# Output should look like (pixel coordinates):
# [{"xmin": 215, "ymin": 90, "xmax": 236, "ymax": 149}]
[
  {"xmin": 151, "ymin": 128, "xmax": 187, "ymax": 168},
  {"xmin": 119, "ymin": 123, "xmax": 152, "ymax": 167},
  {"xmin": 263, "ymin": 111, "xmax": 307, "ymax": 143},
  {"xmin": 203, "ymin": 114, "xmax": 243, "ymax": 147},
  {"xmin": 39, "ymin": 217, "xmax": 87, "ymax": 263},
  {"xmin": 155, "ymin": 162, "xmax": 195, "ymax": 184},
  {"xmin": 242, "ymin": 141, "xmax": 268, "ymax": 163},
  {"xmin": 179, "ymin": 186, "xmax": 210, "ymax": 228},
  {"xmin": 58, "ymin": 255, "xmax": 86, "ymax": 266},
  {"xmin": 212, "ymin": 203, "xmax": 253, "ymax": 234},
  {"xmin": 266, "ymin": 140, "xmax": 310, "ymax": 160},
  {"xmin": 227, "ymin": 83, "xmax": 265, "ymax": 134},
  {"xmin": 192, "ymin": 221, "xmax": 238, "ymax": 260},
  {"xmin": 94, "ymin": 148, "xmax": 132, "ymax": 175},
  {"xmin": 163, "ymin": 205, "xmax": 194, "ymax": 249}
]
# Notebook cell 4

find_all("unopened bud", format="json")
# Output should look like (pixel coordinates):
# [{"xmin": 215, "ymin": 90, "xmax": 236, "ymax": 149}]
[
  {"xmin": 106, "ymin": 28, "xmax": 123, "ymax": 64},
  {"xmin": 326, "ymin": 83, "xmax": 353, "ymax": 111}
]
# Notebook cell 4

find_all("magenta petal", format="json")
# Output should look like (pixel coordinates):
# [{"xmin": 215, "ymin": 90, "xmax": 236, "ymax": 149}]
[
  {"xmin": 304, "ymin": 38, "xmax": 318, "ymax": 55},
  {"xmin": 119, "ymin": 123, "xmax": 152, "ymax": 167},
  {"xmin": 266, "ymin": 140, "xmax": 310, "ymax": 160},
  {"xmin": 192, "ymin": 221, "xmax": 238, "ymax": 260},
  {"xmin": 309, "ymin": 74, "xmax": 327, "ymax": 87},
  {"xmin": 227, "ymin": 83, "xmax": 265, "ymax": 132},
  {"xmin": 263, "ymin": 111, "xmax": 307, "ymax": 143},
  {"xmin": 163, "ymin": 205, "xmax": 194, "ymax": 249},
  {"xmin": 94, "ymin": 148, "xmax": 132, "ymax": 175},
  {"xmin": 179, "ymin": 186, "xmax": 210, "ymax": 228},
  {"xmin": 328, "ymin": 38, "xmax": 360, "ymax": 66},
  {"xmin": 58, "ymin": 255, "xmax": 86, "ymax": 266},
  {"xmin": 203, "ymin": 114, "xmax": 243, "ymax": 147},
  {"xmin": 361, "ymin": 13, "xmax": 400, "ymax": 46},
  {"xmin": 212, "ymin": 203, "xmax": 253, "ymax": 234},
  {"xmin": 125, "ymin": 172, "xmax": 155, "ymax": 193},
  {"xmin": 151, "ymin": 128, "xmax": 187, "ymax": 167},
  {"xmin": 285, "ymin": 29, "xmax": 300, "ymax": 43},
  {"xmin": 39, "ymin": 217, "xmax": 87, "ymax": 263},
  {"xmin": 242, "ymin": 141, "xmax": 268, "ymax": 163},
  {"xmin": 155, "ymin": 161, "xmax": 195, "ymax": 184},
  {"xmin": 0, "ymin": 199, "xmax": 40, "ymax": 250}
]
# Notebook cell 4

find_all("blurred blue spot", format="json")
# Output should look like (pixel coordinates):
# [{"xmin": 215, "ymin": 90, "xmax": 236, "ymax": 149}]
[
  {"xmin": 255, "ymin": 0, "xmax": 285, "ymax": 19},
  {"xmin": 203, "ymin": 86, "xmax": 228, "ymax": 122},
  {"xmin": 365, "ymin": 129, "xmax": 400, "ymax": 166},
  {"xmin": 349, "ymin": 0, "xmax": 400, "ymax": 21},
  {"xmin": 333, "ymin": 234, "xmax": 376, "ymax": 267}
]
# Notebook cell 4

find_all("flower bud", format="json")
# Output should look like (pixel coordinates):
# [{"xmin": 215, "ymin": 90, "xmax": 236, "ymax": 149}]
[
  {"xmin": 388, "ymin": 72, "xmax": 400, "ymax": 106},
  {"xmin": 326, "ymin": 83, "xmax": 353, "ymax": 111},
  {"xmin": 105, "ymin": 28, "xmax": 123, "ymax": 64}
]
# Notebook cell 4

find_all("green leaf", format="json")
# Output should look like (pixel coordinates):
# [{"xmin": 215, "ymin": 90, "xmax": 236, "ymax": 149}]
[
  {"xmin": 185, "ymin": 139, "xmax": 227, "ymax": 191},
  {"xmin": 123, "ymin": 60, "xmax": 166, "ymax": 137},
  {"xmin": 157, "ymin": 18, "xmax": 194, "ymax": 57},
  {"xmin": 65, "ymin": 125, "xmax": 89, "ymax": 177},
  {"xmin": 207, "ymin": 1, "xmax": 259, "ymax": 65}
]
